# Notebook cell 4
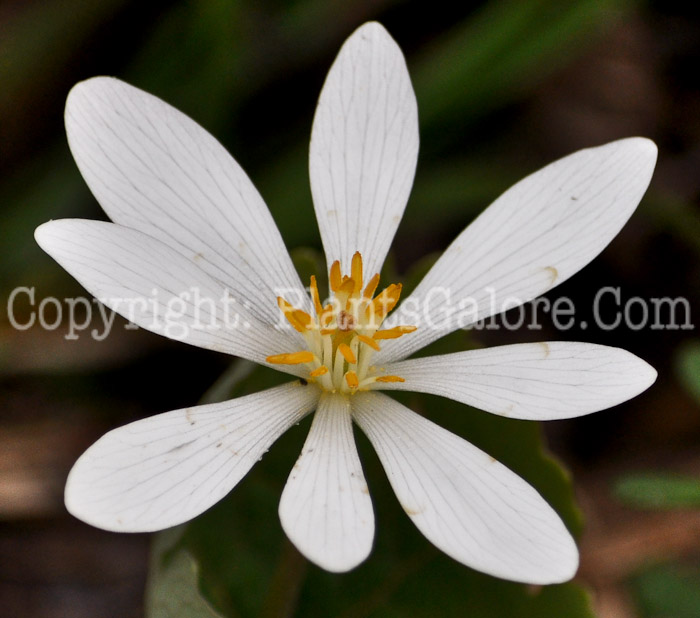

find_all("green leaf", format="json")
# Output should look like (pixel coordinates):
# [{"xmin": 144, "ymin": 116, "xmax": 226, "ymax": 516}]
[
  {"xmin": 614, "ymin": 473, "xmax": 700, "ymax": 510},
  {"xmin": 675, "ymin": 341, "xmax": 700, "ymax": 406},
  {"xmin": 631, "ymin": 563, "xmax": 700, "ymax": 618},
  {"xmin": 412, "ymin": 0, "xmax": 638, "ymax": 144},
  {"xmin": 146, "ymin": 527, "xmax": 224, "ymax": 618}
]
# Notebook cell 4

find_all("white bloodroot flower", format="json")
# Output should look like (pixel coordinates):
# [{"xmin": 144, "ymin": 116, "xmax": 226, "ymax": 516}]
[{"xmin": 35, "ymin": 22, "xmax": 658, "ymax": 583}]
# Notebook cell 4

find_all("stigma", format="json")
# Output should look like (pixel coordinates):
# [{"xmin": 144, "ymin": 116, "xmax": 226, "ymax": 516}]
[{"xmin": 266, "ymin": 252, "xmax": 416, "ymax": 394}]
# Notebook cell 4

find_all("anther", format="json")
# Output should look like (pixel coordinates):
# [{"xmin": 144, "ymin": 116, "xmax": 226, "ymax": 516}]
[
  {"xmin": 351, "ymin": 252, "xmax": 363, "ymax": 294},
  {"xmin": 373, "ymin": 325, "xmax": 417, "ymax": 340},
  {"xmin": 338, "ymin": 343, "xmax": 356, "ymax": 364},
  {"xmin": 362, "ymin": 273, "xmax": 380, "ymax": 300},
  {"xmin": 368, "ymin": 283, "xmax": 402, "ymax": 323},
  {"xmin": 266, "ymin": 351, "xmax": 315, "ymax": 365},
  {"xmin": 357, "ymin": 335, "xmax": 381, "ymax": 351},
  {"xmin": 345, "ymin": 371, "xmax": 359, "ymax": 389},
  {"xmin": 309, "ymin": 276, "xmax": 323, "ymax": 315},
  {"xmin": 329, "ymin": 261, "xmax": 342, "ymax": 292}
]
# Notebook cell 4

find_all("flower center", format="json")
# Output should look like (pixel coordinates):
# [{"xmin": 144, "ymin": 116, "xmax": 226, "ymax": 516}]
[{"xmin": 266, "ymin": 251, "xmax": 416, "ymax": 393}]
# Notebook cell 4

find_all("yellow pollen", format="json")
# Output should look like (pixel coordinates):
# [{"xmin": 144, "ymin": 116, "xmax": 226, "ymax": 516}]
[
  {"xmin": 310, "ymin": 366, "xmax": 329, "ymax": 377},
  {"xmin": 345, "ymin": 371, "xmax": 359, "ymax": 389},
  {"xmin": 338, "ymin": 343, "xmax": 356, "ymax": 364},
  {"xmin": 375, "ymin": 375, "xmax": 405, "ymax": 383},
  {"xmin": 266, "ymin": 351, "xmax": 314, "ymax": 365},
  {"xmin": 373, "ymin": 325, "xmax": 418, "ymax": 340},
  {"xmin": 357, "ymin": 334, "xmax": 381, "ymax": 351}
]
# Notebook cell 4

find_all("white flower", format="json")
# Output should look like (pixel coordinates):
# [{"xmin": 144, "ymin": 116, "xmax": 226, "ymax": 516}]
[{"xmin": 35, "ymin": 22, "xmax": 657, "ymax": 583}]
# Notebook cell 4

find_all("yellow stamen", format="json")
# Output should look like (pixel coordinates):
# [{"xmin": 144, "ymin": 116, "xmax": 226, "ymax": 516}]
[
  {"xmin": 330, "ymin": 261, "xmax": 342, "ymax": 292},
  {"xmin": 373, "ymin": 325, "xmax": 418, "ymax": 340},
  {"xmin": 337, "ymin": 277, "xmax": 355, "ymax": 297},
  {"xmin": 292, "ymin": 309, "xmax": 313, "ymax": 330},
  {"xmin": 351, "ymin": 252, "xmax": 363, "ymax": 294},
  {"xmin": 357, "ymin": 334, "xmax": 381, "ymax": 351},
  {"xmin": 268, "ymin": 250, "xmax": 417, "ymax": 392},
  {"xmin": 368, "ymin": 283, "xmax": 402, "ymax": 321},
  {"xmin": 309, "ymin": 276, "xmax": 323, "ymax": 315},
  {"xmin": 363, "ymin": 273, "xmax": 380, "ymax": 300},
  {"xmin": 277, "ymin": 296, "xmax": 304, "ymax": 333},
  {"xmin": 266, "ymin": 351, "xmax": 314, "ymax": 365},
  {"xmin": 338, "ymin": 343, "xmax": 356, "ymax": 364}
]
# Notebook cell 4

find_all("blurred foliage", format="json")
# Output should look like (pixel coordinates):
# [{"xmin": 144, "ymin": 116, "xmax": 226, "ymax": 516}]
[
  {"xmin": 630, "ymin": 563, "xmax": 700, "ymax": 618},
  {"xmin": 411, "ymin": 0, "xmax": 637, "ymax": 150},
  {"xmin": 615, "ymin": 473, "xmax": 700, "ymax": 509},
  {"xmin": 676, "ymin": 340, "xmax": 700, "ymax": 405},
  {"xmin": 146, "ymin": 527, "xmax": 224, "ymax": 618}
]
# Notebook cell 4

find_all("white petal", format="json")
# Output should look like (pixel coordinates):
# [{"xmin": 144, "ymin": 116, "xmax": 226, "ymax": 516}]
[
  {"xmin": 309, "ymin": 22, "xmax": 419, "ymax": 279},
  {"xmin": 379, "ymin": 342, "xmax": 657, "ymax": 420},
  {"xmin": 65, "ymin": 77, "xmax": 309, "ymax": 322},
  {"xmin": 35, "ymin": 219, "xmax": 304, "ymax": 371},
  {"xmin": 65, "ymin": 381, "xmax": 319, "ymax": 532},
  {"xmin": 352, "ymin": 392, "xmax": 578, "ymax": 584},
  {"xmin": 279, "ymin": 393, "xmax": 374, "ymax": 572},
  {"xmin": 378, "ymin": 138, "xmax": 657, "ymax": 362}
]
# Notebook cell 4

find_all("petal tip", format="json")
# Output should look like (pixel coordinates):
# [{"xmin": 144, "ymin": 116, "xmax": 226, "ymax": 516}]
[
  {"xmin": 279, "ymin": 504, "xmax": 374, "ymax": 573},
  {"xmin": 67, "ymin": 75, "xmax": 120, "ymax": 99},
  {"xmin": 613, "ymin": 136, "xmax": 658, "ymax": 168},
  {"xmin": 34, "ymin": 218, "xmax": 90, "ymax": 253},
  {"xmin": 515, "ymin": 526, "xmax": 579, "ymax": 585},
  {"xmin": 34, "ymin": 221, "xmax": 51, "ymax": 246},
  {"xmin": 618, "ymin": 348, "xmax": 658, "ymax": 396},
  {"xmin": 640, "ymin": 359, "xmax": 659, "ymax": 389},
  {"xmin": 65, "ymin": 76, "xmax": 129, "ymax": 126},
  {"xmin": 34, "ymin": 220, "xmax": 65, "ymax": 252},
  {"xmin": 352, "ymin": 20, "xmax": 390, "ymax": 38},
  {"xmin": 541, "ymin": 541, "xmax": 580, "ymax": 585},
  {"xmin": 345, "ymin": 21, "xmax": 399, "ymax": 54}
]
